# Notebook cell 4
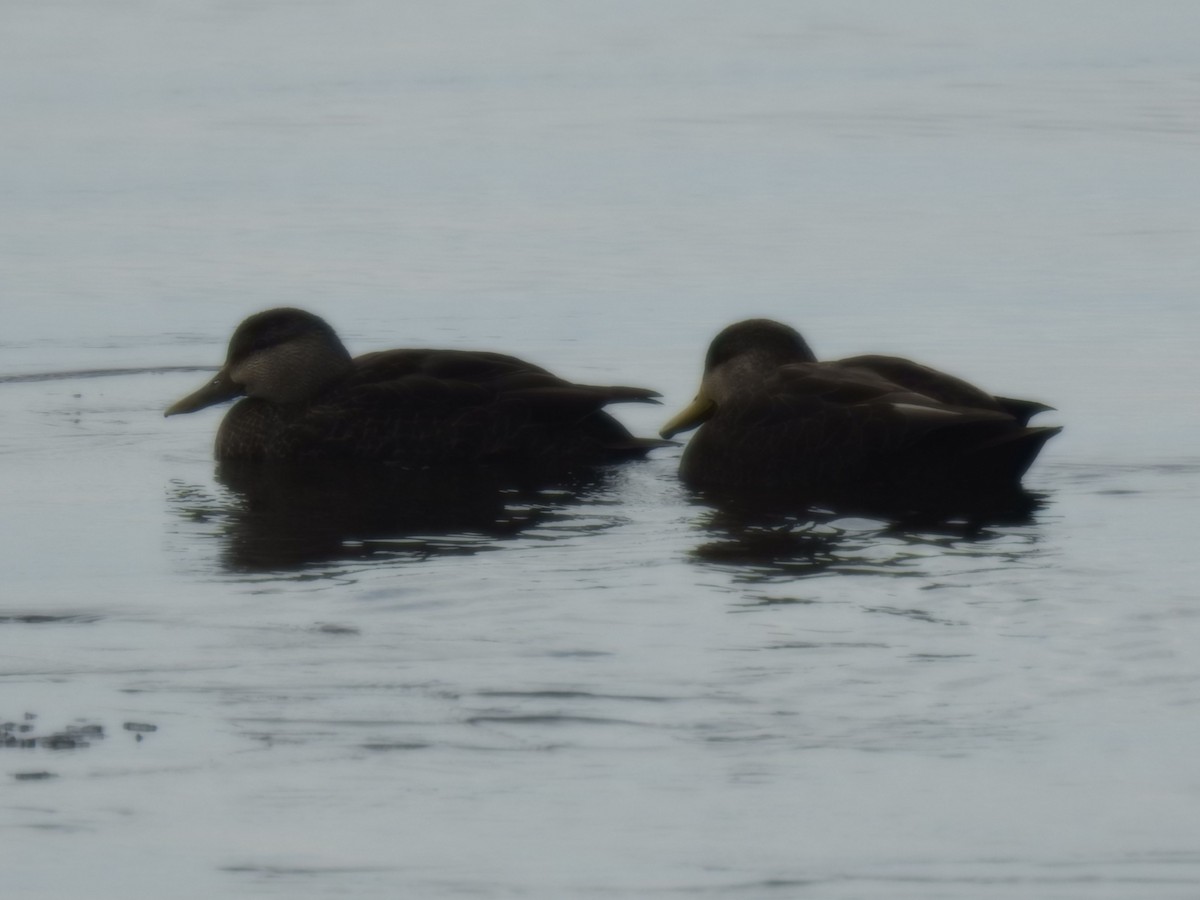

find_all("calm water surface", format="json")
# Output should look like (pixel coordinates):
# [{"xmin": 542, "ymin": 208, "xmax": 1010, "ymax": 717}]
[{"xmin": 3, "ymin": 2, "xmax": 1200, "ymax": 897}]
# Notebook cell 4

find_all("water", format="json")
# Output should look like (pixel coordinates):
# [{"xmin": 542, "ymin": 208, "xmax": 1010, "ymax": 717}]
[{"xmin": 3, "ymin": 1, "xmax": 1200, "ymax": 897}]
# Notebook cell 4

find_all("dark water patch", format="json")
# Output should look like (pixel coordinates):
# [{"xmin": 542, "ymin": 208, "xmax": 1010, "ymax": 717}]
[
  {"xmin": 1052, "ymin": 460, "xmax": 1200, "ymax": 493},
  {"xmin": 221, "ymin": 864, "xmax": 396, "ymax": 876},
  {"xmin": 0, "ymin": 365, "xmax": 214, "ymax": 385},
  {"xmin": 312, "ymin": 622, "xmax": 361, "ymax": 635},
  {"xmin": 168, "ymin": 461, "xmax": 624, "ymax": 573},
  {"xmin": 699, "ymin": 732, "xmax": 786, "ymax": 745},
  {"xmin": 466, "ymin": 714, "xmax": 656, "ymax": 728},
  {"xmin": 864, "ymin": 605, "xmax": 964, "ymax": 626},
  {"xmin": 693, "ymin": 526, "xmax": 844, "ymax": 575},
  {"xmin": 668, "ymin": 867, "xmax": 1200, "ymax": 894},
  {"xmin": 0, "ymin": 614, "xmax": 101, "ymax": 625},
  {"xmin": 658, "ymin": 878, "xmax": 818, "ymax": 894},
  {"xmin": 688, "ymin": 492, "xmax": 1048, "ymax": 584},
  {"xmin": 228, "ymin": 717, "xmax": 433, "ymax": 748},
  {"xmin": 731, "ymin": 595, "xmax": 820, "ymax": 608},
  {"xmin": 765, "ymin": 641, "xmax": 890, "ymax": 651},
  {"xmin": 229, "ymin": 716, "xmax": 410, "ymax": 728},
  {"xmin": 476, "ymin": 689, "xmax": 677, "ymax": 703},
  {"xmin": 11, "ymin": 771, "xmax": 58, "ymax": 781},
  {"xmin": 834, "ymin": 565, "xmax": 929, "ymax": 579},
  {"xmin": 2, "ymin": 715, "xmax": 106, "ymax": 750}
]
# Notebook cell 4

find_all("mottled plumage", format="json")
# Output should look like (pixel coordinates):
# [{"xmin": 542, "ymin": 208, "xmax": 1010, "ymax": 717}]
[
  {"xmin": 661, "ymin": 319, "xmax": 1061, "ymax": 503},
  {"xmin": 166, "ymin": 308, "xmax": 667, "ymax": 464}
]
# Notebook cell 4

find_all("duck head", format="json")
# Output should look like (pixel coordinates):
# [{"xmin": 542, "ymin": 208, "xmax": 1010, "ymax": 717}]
[
  {"xmin": 165, "ymin": 308, "xmax": 354, "ymax": 416},
  {"xmin": 660, "ymin": 319, "xmax": 816, "ymax": 438}
]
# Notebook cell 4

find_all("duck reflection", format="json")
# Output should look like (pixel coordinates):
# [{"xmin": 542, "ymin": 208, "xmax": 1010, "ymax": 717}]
[
  {"xmin": 686, "ymin": 484, "xmax": 1047, "ymax": 582},
  {"xmin": 169, "ymin": 461, "xmax": 614, "ymax": 571}
]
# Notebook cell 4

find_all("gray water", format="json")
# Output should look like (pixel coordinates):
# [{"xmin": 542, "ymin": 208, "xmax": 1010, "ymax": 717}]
[{"xmin": 4, "ymin": 2, "xmax": 1200, "ymax": 897}]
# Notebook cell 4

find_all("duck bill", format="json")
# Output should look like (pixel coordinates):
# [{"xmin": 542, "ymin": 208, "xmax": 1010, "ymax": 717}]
[
  {"xmin": 660, "ymin": 393, "xmax": 716, "ymax": 439},
  {"xmin": 164, "ymin": 368, "xmax": 243, "ymax": 417}
]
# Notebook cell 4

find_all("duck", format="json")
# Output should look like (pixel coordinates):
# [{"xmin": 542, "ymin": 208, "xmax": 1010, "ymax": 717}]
[
  {"xmin": 165, "ymin": 308, "xmax": 668, "ymax": 464},
  {"xmin": 660, "ymin": 319, "xmax": 1061, "ymax": 504}
]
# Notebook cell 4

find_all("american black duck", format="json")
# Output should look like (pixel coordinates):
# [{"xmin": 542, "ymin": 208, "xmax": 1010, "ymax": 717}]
[
  {"xmin": 165, "ymin": 308, "xmax": 667, "ymax": 464},
  {"xmin": 661, "ymin": 319, "xmax": 1061, "ymax": 505}
]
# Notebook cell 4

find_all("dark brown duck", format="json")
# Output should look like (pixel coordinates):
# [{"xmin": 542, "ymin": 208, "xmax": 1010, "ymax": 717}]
[
  {"xmin": 166, "ymin": 308, "xmax": 667, "ymax": 464},
  {"xmin": 661, "ymin": 319, "xmax": 1061, "ymax": 503}
]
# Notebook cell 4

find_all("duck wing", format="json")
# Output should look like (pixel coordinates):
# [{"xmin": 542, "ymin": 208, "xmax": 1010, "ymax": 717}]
[
  {"xmin": 281, "ymin": 349, "xmax": 665, "ymax": 463},
  {"xmin": 348, "ymin": 349, "xmax": 660, "ymax": 414},
  {"xmin": 833, "ymin": 354, "xmax": 1054, "ymax": 425}
]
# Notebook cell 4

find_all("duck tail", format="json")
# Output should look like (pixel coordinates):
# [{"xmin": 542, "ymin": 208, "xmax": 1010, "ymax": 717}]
[
  {"xmin": 599, "ymin": 386, "xmax": 663, "ymax": 405},
  {"xmin": 994, "ymin": 396, "xmax": 1055, "ymax": 426}
]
